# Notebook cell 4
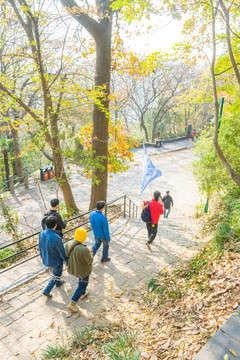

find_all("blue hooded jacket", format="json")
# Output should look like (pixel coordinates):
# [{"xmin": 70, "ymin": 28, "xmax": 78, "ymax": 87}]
[
  {"xmin": 39, "ymin": 228, "xmax": 67, "ymax": 267},
  {"xmin": 90, "ymin": 210, "xmax": 111, "ymax": 243}
]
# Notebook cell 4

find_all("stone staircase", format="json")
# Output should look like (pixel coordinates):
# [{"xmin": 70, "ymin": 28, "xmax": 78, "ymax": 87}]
[{"xmin": 0, "ymin": 213, "xmax": 204, "ymax": 359}]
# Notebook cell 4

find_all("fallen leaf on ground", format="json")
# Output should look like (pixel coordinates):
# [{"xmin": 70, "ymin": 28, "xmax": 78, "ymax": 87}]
[{"xmin": 229, "ymin": 349, "xmax": 238, "ymax": 357}]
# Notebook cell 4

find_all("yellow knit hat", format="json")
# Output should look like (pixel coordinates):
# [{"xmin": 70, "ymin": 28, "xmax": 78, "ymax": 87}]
[{"xmin": 74, "ymin": 228, "xmax": 87, "ymax": 243}]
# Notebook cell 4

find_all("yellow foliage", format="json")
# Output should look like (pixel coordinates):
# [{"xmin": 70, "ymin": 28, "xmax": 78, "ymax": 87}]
[{"xmin": 78, "ymin": 119, "xmax": 139, "ymax": 176}]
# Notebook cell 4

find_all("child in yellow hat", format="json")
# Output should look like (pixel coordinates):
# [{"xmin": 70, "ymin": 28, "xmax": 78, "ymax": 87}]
[{"xmin": 65, "ymin": 228, "xmax": 93, "ymax": 313}]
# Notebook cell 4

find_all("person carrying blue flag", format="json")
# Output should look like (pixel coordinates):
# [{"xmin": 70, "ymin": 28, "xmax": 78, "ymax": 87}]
[{"xmin": 145, "ymin": 190, "xmax": 163, "ymax": 250}]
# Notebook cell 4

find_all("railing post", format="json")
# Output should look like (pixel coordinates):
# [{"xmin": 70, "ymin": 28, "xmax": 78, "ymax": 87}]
[
  {"xmin": 123, "ymin": 195, "xmax": 126, "ymax": 217},
  {"xmin": 9, "ymin": 175, "xmax": 14, "ymax": 195},
  {"xmin": 105, "ymin": 203, "xmax": 108, "ymax": 217},
  {"xmin": 129, "ymin": 199, "xmax": 131, "ymax": 217},
  {"xmin": 24, "ymin": 172, "xmax": 29, "ymax": 190}
]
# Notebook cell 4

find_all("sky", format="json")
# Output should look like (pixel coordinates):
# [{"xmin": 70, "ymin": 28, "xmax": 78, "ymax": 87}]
[{"xmin": 124, "ymin": 16, "xmax": 185, "ymax": 55}]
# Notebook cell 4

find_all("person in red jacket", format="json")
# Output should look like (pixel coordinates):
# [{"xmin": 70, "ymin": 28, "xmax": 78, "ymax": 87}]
[
  {"xmin": 145, "ymin": 190, "xmax": 164, "ymax": 250},
  {"xmin": 192, "ymin": 129, "xmax": 196, "ymax": 140}
]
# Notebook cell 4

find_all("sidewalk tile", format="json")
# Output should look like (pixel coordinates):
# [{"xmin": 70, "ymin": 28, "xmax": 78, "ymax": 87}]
[{"xmin": 0, "ymin": 314, "xmax": 14, "ymax": 327}]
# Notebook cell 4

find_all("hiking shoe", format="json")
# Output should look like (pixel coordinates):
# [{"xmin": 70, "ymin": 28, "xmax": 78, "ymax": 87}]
[
  {"xmin": 80, "ymin": 292, "xmax": 89, "ymax": 300},
  {"xmin": 43, "ymin": 292, "xmax": 53, "ymax": 298},
  {"xmin": 145, "ymin": 242, "xmax": 151, "ymax": 250},
  {"xmin": 56, "ymin": 280, "xmax": 65, "ymax": 288},
  {"xmin": 66, "ymin": 303, "xmax": 78, "ymax": 313},
  {"xmin": 101, "ymin": 258, "xmax": 111, "ymax": 263}
]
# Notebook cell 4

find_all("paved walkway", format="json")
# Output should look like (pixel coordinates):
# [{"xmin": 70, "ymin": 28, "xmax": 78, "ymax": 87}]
[
  {"xmin": 1, "ymin": 139, "xmax": 238, "ymax": 359},
  {"xmin": 0, "ymin": 138, "xmax": 205, "ymax": 359},
  {"xmin": 1, "ymin": 138, "xmax": 195, "ymax": 244},
  {"xmin": 0, "ymin": 213, "xmax": 203, "ymax": 359}
]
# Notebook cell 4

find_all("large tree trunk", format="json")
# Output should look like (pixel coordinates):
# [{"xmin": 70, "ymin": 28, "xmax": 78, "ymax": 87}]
[
  {"xmin": 50, "ymin": 113, "xmax": 78, "ymax": 211},
  {"xmin": 59, "ymin": 0, "xmax": 113, "ymax": 210},
  {"xmin": 210, "ymin": 3, "xmax": 240, "ymax": 188},
  {"xmin": 10, "ymin": 127, "xmax": 24, "ymax": 184},
  {"xmin": 89, "ymin": 21, "xmax": 112, "ymax": 210},
  {"xmin": 52, "ymin": 147, "xmax": 78, "ymax": 211}
]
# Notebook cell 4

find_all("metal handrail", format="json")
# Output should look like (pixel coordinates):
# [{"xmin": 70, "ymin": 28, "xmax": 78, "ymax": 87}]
[
  {"xmin": 0, "ymin": 195, "xmax": 138, "ymax": 273},
  {"xmin": 0, "ymin": 196, "xmax": 127, "ymax": 250}
]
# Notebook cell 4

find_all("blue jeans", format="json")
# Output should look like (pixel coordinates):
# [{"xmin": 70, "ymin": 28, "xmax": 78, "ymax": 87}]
[
  {"xmin": 43, "ymin": 261, "xmax": 63, "ymax": 295},
  {"xmin": 92, "ymin": 238, "xmax": 109, "ymax": 260},
  {"xmin": 164, "ymin": 208, "xmax": 170, "ymax": 218},
  {"xmin": 72, "ymin": 275, "xmax": 89, "ymax": 303}
]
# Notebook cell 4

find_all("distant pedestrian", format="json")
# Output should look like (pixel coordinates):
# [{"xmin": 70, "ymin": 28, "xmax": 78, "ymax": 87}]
[
  {"xmin": 90, "ymin": 201, "xmax": 111, "ymax": 263},
  {"xmin": 65, "ymin": 228, "xmax": 93, "ymax": 313},
  {"xmin": 39, "ymin": 216, "xmax": 67, "ymax": 298},
  {"xmin": 162, "ymin": 191, "xmax": 174, "ymax": 218},
  {"xmin": 145, "ymin": 190, "xmax": 164, "ymax": 250},
  {"xmin": 192, "ymin": 129, "xmax": 196, "ymax": 140},
  {"xmin": 42, "ymin": 198, "xmax": 67, "ymax": 238}
]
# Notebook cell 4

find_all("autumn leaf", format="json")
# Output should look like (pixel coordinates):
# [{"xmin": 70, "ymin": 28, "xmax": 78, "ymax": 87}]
[{"xmin": 229, "ymin": 349, "xmax": 238, "ymax": 357}]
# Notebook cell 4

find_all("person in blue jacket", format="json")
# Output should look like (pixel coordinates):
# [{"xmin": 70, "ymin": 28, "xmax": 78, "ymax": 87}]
[
  {"xmin": 90, "ymin": 201, "xmax": 111, "ymax": 263},
  {"xmin": 39, "ymin": 215, "xmax": 67, "ymax": 298}
]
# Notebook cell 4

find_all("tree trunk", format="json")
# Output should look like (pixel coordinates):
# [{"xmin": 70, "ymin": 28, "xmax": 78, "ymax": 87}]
[
  {"xmin": 2, "ymin": 149, "xmax": 10, "ymax": 189},
  {"xmin": 10, "ymin": 127, "xmax": 24, "ymax": 184},
  {"xmin": 151, "ymin": 121, "xmax": 157, "ymax": 142},
  {"xmin": 219, "ymin": 0, "xmax": 240, "ymax": 86},
  {"xmin": 52, "ymin": 148, "xmax": 79, "ymax": 211},
  {"xmin": 59, "ymin": 0, "xmax": 113, "ymax": 211},
  {"xmin": 41, "ymin": 149, "xmax": 53, "ymax": 162},
  {"xmin": 5, "ymin": 0, "xmax": 79, "ymax": 211},
  {"xmin": 140, "ymin": 113, "xmax": 149, "ymax": 142},
  {"xmin": 89, "ymin": 19, "xmax": 112, "ymax": 210},
  {"xmin": 210, "ymin": 3, "xmax": 240, "ymax": 188}
]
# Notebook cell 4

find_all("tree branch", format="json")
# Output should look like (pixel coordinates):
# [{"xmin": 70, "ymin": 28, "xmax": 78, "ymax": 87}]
[{"xmin": 60, "ymin": 0, "xmax": 103, "ymax": 41}]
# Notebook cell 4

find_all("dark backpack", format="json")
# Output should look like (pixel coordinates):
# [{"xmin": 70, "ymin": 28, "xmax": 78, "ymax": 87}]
[
  {"xmin": 141, "ymin": 201, "xmax": 152, "ymax": 223},
  {"xmin": 41, "ymin": 211, "xmax": 51, "ymax": 230}
]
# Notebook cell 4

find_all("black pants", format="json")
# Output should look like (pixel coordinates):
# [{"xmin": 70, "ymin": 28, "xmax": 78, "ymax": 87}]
[{"xmin": 146, "ymin": 223, "xmax": 158, "ymax": 244}]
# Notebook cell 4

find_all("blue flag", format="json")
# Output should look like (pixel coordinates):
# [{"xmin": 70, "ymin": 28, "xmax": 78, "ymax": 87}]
[{"xmin": 139, "ymin": 145, "xmax": 162, "ymax": 196}]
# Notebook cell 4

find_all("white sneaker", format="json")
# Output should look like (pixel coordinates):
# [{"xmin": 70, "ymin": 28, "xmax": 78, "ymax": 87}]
[{"xmin": 66, "ymin": 303, "xmax": 78, "ymax": 313}]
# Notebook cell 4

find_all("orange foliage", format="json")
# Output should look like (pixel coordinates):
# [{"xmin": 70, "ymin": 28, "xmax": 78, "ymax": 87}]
[{"xmin": 78, "ymin": 120, "xmax": 139, "ymax": 177}]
